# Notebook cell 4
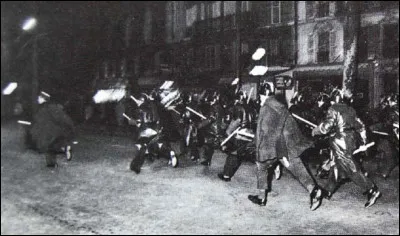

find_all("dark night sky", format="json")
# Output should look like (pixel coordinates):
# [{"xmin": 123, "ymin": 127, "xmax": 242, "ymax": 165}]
[{"xmin": 2, "ymin": 1, "xmax": 141, "ymax": 100}]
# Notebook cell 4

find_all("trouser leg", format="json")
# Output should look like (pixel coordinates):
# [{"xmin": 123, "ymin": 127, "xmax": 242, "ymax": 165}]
[
  {"xmin": 285, "ymin": 151, "xmax": 317, "ymax": 193},
  {"xmin": 256, "ymin": 159, "xmax": 275, "ymax": 190},
  {"xmin": 190, "ymin": 142, "xmax": 200, "ymax": 160},
  {"xmin": 45, "ymin": 152, "xmax": 57, "ymax": 167},
  {"xmin": 203, "ymin": 143, "xmax": 214, "ymax": 162},
  {"xmin": 347, "ymin": 162, "xmax": 375, "ymax": 193},
  {"xmin": 130, "ymin": 145, "xmax": 146, "ymax": 173},
  {"xmin": 45, "ymin": 136, "xmax": 69, "ymax": 167},
  {"xmin": 223, "ymin": 154, "xmax": 242, "ymax": 177},
  {"xmin": 380, "ymin": 146, "xmax": 398, "ymax": 177}
]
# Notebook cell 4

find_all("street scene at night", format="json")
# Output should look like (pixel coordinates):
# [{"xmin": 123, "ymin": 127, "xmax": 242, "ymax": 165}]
[{"xmin": 1, "ymin": 1, "xmax": 399, "ymax": 235}]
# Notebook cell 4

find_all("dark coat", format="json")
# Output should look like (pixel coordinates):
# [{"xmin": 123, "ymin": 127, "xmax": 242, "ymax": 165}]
[
  {"xmin": 30, "ymin": 103, "xmax": 75, "ymax": 153},
  {"xmin": 256, "ymin": 96, "xmax": 313, "ymax": 162}
]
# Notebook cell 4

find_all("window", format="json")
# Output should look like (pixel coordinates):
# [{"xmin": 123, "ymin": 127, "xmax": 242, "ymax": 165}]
[
  {"xmin": 308, "ymin": 34, "xmax": 315, "ymax": 63},
  {"xmin": 241, "ymin": 1, "xmax": 250, "ymax": 12},
  {"xmin": 104, "ymin": 61, "xmax": 109, "ymax": 78},
  {"xmin": 224, "ymin": 1, "xmax": 236, "ymax": 15},
  {"xmin": 206, "ymin": 46, "xmax": 214, "ymax": 69},
  {"xmin": 358, "ymin": 27, "xmax": 368, "ymax": 62},
  {"xmin": 173, "ymin": 2, "xmax": 178, "ymax": 36},
  {"xmin": 212, "ymin": 1, "xmax": 221, "ymax": 18},
  {"xmin": 206, "ymin": 3, "xmax": 212, "ymax": 19},
  {"xmin": 200, "ymin": 3, "xmax": 205, "ymax": 20},
  {"xmin": 121, "ymin": 58, "xmax": 126, "ymax": 77},
  {"xmin": 198, "ymin": 46, "xmax": 205, "ymax": 68},
  {"xmin": 317, "ymin": 1, "xmax": 330, "ymax": 18},
  {"xmin": 317, "ymin": 32, "xmax": 330, "ymax": 63},
  {"xmin": 187, "ymin": 48, "xmax": 194, "ymax": 67},
  {"xmin": 266, "ymin": 1, "xmax": 281, "ymax": 24},
  {"xmin": 205, "ymin": 45, "xmax": 221, "ymax": 69},
  {"xmin": 270, "ymin": 39, "xmax": 279, "ymax": 57},
  {"xmin": 112, "ymin": 60, "xmax": 117, "ymax": 77},
  {"xmin": 241, "ymin": 42, "xmax": 249, "ymax": 54},
  {"xmin": 281, "ymin": 1, "xmax": 293, "ymax": 23},
  {"xmin": 329, "ymin": 31, "xmax": 337, "ymax": 62},
  {"xmin": 383, "ymin": 24, "xmax": 399, "ymax": 59},
  {"xmin": 367, "ymin": 25, "xmax": 380, "ymax": 60},
  {"xmin": 272, "ymin": 1, "xmax": 281, "ymax": 24},
  {"xmin": 306, "ymin": 1, "xmax": 316, "ymax": 19}
]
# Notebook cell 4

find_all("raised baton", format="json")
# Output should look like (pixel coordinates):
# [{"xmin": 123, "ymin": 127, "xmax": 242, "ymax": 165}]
[
  {"xmin": 237, "ymin": 129, "xmax": 255, "ymax": 139},
  {"xmin": 372, "ymin": 131, "xmax": 389, "ymax": 136},
  {"xmin": 291, "ymin": 113, "xmax": 317, "ymax": 128},
  {"xmin": 221, "ymin": 127, "xmax": 241, "ymax": 146},
  {"xmin": 186, "ymin": 106, "xmax": 207, "ymax": 120},
  {"xmin": 353, "ymin": 142, "xmax": 375, "ymax": 155},
  {"xmin": 122, "ymin": 113, "xmax": 131, "ymax": 121}
]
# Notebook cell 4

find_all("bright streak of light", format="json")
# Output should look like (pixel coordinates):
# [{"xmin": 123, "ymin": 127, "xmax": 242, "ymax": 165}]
[
  {"xmin": 40, "ymin": 91, "xmax": 50, "ymax": 97},
  {"xmin": 93, "ymin": 89, "xmax": 126, "ymax": 103},
  {"xmin": 22, "ymin": 17, "xmax": 37, "ymax": 31},
  {"xmin": 2, "ymin": 82, "xmax": 18, "ymax": 95},
  {"xmin": 252, "ymin": 48, "xmax": 266, "ymax": 61},
  {"xmin": 160, "ymin": 81, "xmax": 174, "ymax": 90},
  {"xmin": 231, "ymin": 78, "xmax": 239, "ymax": 85},
  {"xmin": 249, "ymin": 66, "xmax": 268, "ymax": 76},
  {"xmin": 17, "ymin": 120, "xmax": 31, "ymax": 125}
]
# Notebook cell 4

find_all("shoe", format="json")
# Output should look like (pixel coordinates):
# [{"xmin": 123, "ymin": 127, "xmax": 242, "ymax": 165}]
[
  {"xmin": 130, "ymin": 162, "xmax": 141, "ymax": 174},
  {"xmin": 310, "ymin": 186, "xmax": 323, "ymax": 211},
  {"xmin": 365, "ymin": 188, "xmax": 381, "ymax": 208},
  {"xmin": 248, "ymin": 195, "xmax": 267, "ymax": 206},
  {"xmin": 201, "ymin": 160, "xmax": 211, "ymax": 166},
  {"xmin": 218, "ymin": 173, "xmax": 231, "ymax": 182},
  {"xmin": 47, "ymin": 163, "xmax": 58, "ymax": 168},
  {"xmin": 274, "ymin": 164, "xmax": 282, "ymax": 180},
  {"xmin": 65, "ymin": 145, "xmax": 72, "ymax": 161}
]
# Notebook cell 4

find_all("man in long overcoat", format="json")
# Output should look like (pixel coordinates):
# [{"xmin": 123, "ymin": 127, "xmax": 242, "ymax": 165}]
[
  {"xmin": 28, "ymin": 93, "xmax": 75, "ymax": 167},
  {"xmin": 248, "ymin": 83, "xmax": 321, "ymax": 210}
]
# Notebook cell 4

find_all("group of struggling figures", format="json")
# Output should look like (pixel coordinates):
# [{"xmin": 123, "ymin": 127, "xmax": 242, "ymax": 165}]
[{"xmin": 23, "ymin": 81, "xmax": 399, "ymax": 211}]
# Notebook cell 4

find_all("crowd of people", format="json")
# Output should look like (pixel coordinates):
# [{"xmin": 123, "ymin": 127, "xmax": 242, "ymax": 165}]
[{"xmin": 22, "ymin": 79, "xmax": 399, "ymax": 211}]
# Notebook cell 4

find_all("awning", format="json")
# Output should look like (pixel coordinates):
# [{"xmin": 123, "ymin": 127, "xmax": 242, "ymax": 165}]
[
  {"xmin": 293, "ymin": 64, "xmax": 343, "ymax": 77},
  {"xmin": 219, "ymin": 76, "xmax": 260, "ymax": 85},
  {"xmin": 275, "ymin": 69, "xmax": 294, "ymax": 78}
]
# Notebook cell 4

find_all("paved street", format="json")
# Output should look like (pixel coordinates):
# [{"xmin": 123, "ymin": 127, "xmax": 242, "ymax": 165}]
[{"xmin": 1, "ymin": 121, "xmax": 399, "ymax": 235}]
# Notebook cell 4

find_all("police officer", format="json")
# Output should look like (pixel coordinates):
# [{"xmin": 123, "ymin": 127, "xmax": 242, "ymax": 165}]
[{"xmin": 128, "ymin": 93, "xmax": 178, "ymax": 174}]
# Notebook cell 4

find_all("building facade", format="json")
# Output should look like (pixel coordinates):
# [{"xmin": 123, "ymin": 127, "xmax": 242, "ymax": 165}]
[{"xmin": 92, "ymin": 1, "xmax": 398, "ymax": 110}]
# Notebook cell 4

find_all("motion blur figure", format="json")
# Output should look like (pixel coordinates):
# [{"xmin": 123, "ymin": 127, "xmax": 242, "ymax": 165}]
[
  {"xmin": 219, "ymin": 90, "xmax": 255, "ymax": 181},
  {"xmin": 198, "ymin": 90, "xmax": 224, "ymax": 166},
  {"xmin": 370, "ymin": 93, "xmax": 399, "ymax": 179},
  {"xmin": 26, "ymin": 92, "xmax": 75, "ymax": 167}
]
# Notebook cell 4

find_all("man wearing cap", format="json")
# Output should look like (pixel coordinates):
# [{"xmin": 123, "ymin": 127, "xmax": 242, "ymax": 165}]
[{"xmin": 28, "ymin": 91, "xmax": 75, "ymax": 167}]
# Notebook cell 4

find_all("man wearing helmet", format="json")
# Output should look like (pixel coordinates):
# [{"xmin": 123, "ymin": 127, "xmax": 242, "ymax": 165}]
[
  {"xmin": 370, "ymin": 93, "xmax": 399, "ymax": 179},
  {"xmin": 128, "ymin": 92, "xmax": 178, "ymax": 174},
  {"xmin": 312, "ymin": 88, "xmax": 381, "ymax": 208}
]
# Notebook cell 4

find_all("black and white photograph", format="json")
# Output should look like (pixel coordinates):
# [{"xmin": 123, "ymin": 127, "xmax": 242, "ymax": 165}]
[{"xmin": 1, "ymin": 1, "xmax": 399, "ymax": 234}]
